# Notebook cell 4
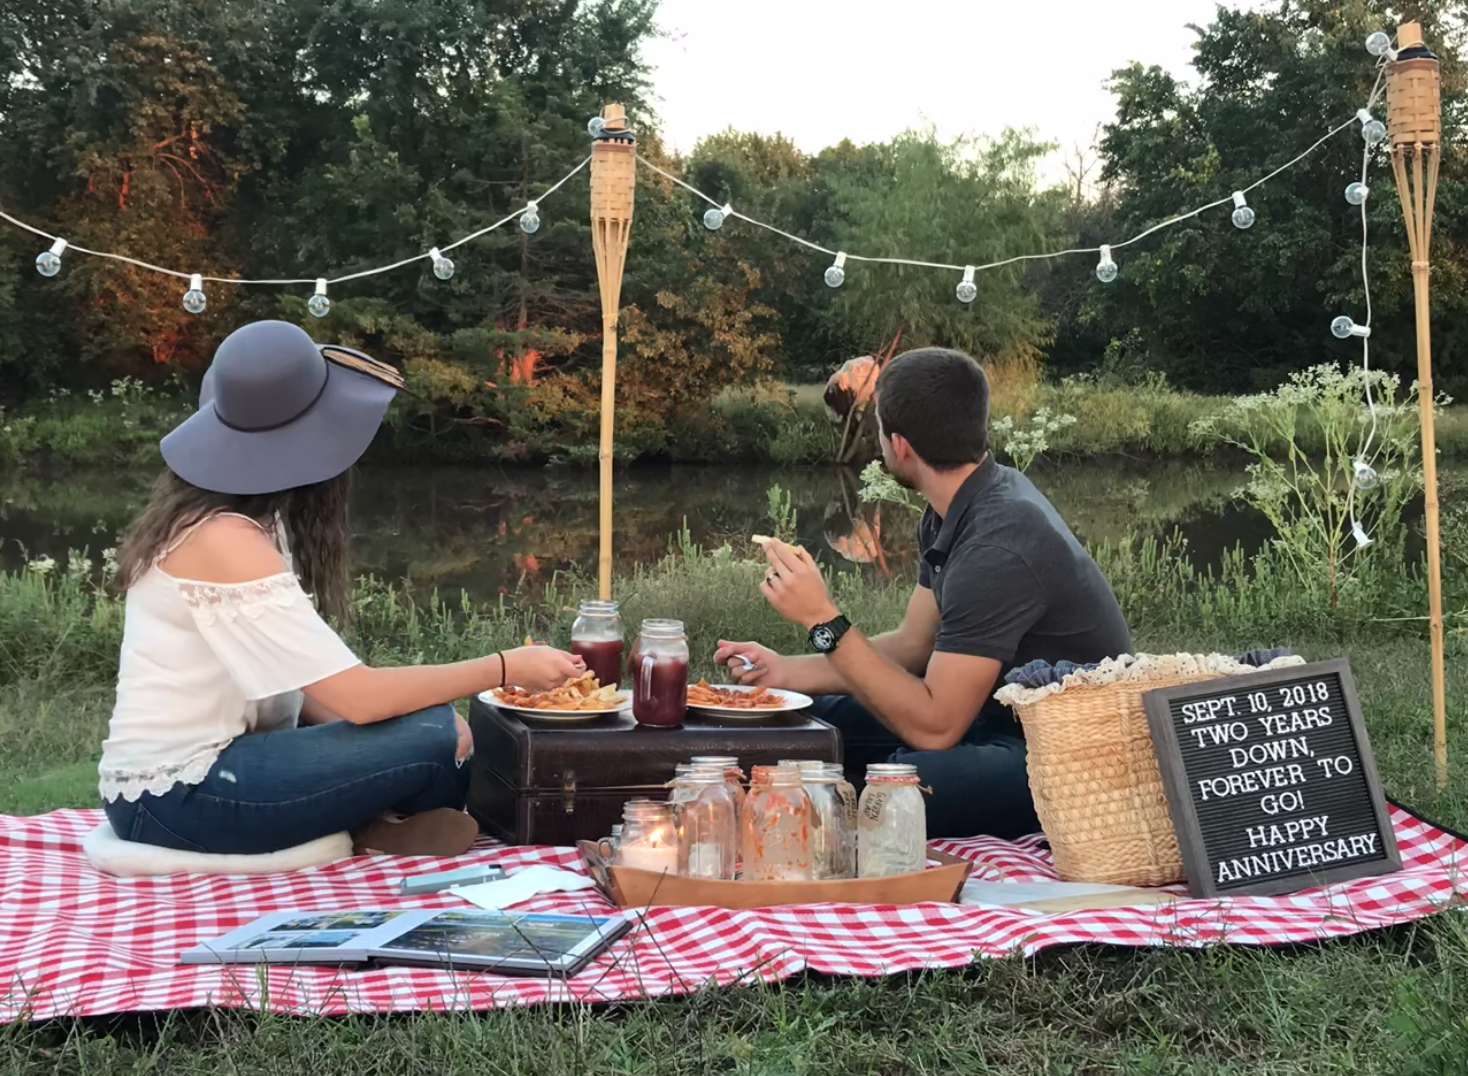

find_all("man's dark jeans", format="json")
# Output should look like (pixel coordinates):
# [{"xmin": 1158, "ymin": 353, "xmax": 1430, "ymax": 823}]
[{"xmin": 809, "ymin": 696, "xmax": 1040, "ymax": 840}]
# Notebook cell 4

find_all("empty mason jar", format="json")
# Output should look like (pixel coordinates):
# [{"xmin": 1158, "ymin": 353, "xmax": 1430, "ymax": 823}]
[
  {"xmin": 825, "ymin": 763, "xmax": 859, "ymax": 877},
  {"xmin": 857, "ymin": 763, "xmax": 926, "ymax": 878},
  {"xmin": 802, "ymin": 769, "xmax": 853, "ymax": 879},
  {"xmin": 673, "ymin": 770, "xmax": 738, "ymax": 880},
  {"xmin": 689, "ymin": 755, "xmax": 746, "ymax": 823}
]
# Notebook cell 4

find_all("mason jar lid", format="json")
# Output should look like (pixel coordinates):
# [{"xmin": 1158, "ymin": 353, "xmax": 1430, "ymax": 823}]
[
  {"xmin": 866, "ymin": 763, "xmax": 919, "ymax": 777},
  {"xmin": 675, "ymin": 769, "xmax": 728, "ymax": 785},
  {"xmin": 690, "ymin": 755, "xmax": 739, "ymax": 767},
  {"xmin": 577, "ymin": 599, "xmax": 620, "ymax": 615}
]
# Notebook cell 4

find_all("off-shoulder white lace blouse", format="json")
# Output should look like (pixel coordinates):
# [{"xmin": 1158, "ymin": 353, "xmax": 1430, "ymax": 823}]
[{"xmin": 98, "ymin": 515, "xmax": 361, "ymax": 803}]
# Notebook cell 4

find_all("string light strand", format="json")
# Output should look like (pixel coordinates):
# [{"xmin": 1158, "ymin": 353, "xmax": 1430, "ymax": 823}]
[
  {"xmin": 637, "ymin": 107, "xmax": 1369, "ymax": 276},
  {"xmin": 0, "ymin": 156, "xmax": 591, "ymax": 288}
]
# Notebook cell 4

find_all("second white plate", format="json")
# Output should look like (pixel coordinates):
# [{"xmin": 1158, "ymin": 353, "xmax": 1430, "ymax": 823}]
[{"xmin": 686, "ymin": 685, "xmax": 816, "ymax": 719}]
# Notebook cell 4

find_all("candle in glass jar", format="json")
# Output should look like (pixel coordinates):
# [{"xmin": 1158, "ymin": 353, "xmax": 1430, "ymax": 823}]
[{"xmin": 618, "ymin": 829, "xmax": 679, "ymax": 874}]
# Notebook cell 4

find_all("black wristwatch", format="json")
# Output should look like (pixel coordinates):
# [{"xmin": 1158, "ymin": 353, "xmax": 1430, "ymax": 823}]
[{"xmin": 809, "ymin": 614, "xmax": 852, "ymax": 654}]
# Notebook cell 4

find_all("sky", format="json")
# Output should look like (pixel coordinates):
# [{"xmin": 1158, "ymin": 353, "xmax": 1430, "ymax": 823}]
[{"xmin": 643, "ymin": 0, "xmax": 1262, "ymax": 185}]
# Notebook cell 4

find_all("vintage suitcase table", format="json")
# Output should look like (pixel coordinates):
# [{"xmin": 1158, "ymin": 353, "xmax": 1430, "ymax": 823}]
[{"xmin": 466, "ymin": 695, "xmax": 844, "ymax": 846}]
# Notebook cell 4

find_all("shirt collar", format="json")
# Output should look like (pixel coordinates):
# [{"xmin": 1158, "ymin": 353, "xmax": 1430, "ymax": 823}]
[{"xmin": 923, "ymin": 455, "xmax": 999, "ymax": 567}]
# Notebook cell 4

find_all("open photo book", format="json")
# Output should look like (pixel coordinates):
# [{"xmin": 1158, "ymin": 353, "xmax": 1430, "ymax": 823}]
[{"xmin": 181, "ymin": 908, "xmax": 632, "ymax": 978}]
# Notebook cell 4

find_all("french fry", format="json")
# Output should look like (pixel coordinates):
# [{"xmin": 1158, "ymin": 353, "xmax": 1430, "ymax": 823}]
[{"xmin": 493, "ymin": 673, "xmax": 627, "ymax": 711}]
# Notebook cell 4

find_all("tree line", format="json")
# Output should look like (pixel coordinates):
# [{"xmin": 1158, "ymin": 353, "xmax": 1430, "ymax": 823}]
[{"xmin": 1, "ymin": 0, "xmax": 1463, "ymax": 459}]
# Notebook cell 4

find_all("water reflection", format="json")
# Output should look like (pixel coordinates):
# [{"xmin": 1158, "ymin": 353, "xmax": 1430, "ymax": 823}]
[{"xmin": 1, "ymin": 460, "xmax": 1265, "ymax": 599}]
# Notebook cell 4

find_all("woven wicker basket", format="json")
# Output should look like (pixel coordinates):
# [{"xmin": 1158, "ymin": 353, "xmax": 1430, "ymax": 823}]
[{"xmin": 995, "ymin": 653, "xmax": 1303, "ymax": 887}]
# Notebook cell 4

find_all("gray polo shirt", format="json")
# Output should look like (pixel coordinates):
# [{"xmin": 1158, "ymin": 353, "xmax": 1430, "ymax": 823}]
[{"xmin": 918, "ymin": 456, "xmax": 1132, "ymax": 671}]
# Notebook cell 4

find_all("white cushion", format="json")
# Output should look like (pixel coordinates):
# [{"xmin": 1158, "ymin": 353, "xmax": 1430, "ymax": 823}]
[{"xmin": 84, "ymin": 822, "xmax": 352, "ymax": 877}]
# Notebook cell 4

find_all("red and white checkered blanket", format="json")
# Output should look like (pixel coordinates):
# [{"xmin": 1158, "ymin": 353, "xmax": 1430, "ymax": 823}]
[{"xmin": 1, "ymin": 805, "xmax": 1462, "ymax": 1021}]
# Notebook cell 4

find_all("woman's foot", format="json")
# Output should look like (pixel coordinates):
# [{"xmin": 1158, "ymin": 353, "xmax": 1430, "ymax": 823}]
[{"xmin": 352, "ymin": 808, "xmax": 479, "ymax": 857}]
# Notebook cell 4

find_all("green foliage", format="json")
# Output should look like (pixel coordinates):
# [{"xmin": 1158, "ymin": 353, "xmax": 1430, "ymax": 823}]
[{"xmin": 1089, "ymin": 0, "xmax": 1468, "ymax": 395}]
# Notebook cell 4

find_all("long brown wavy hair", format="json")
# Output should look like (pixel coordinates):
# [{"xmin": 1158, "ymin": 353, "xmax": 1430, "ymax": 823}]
[{"xmin": 116, "ymin": 468, "xmax": 353, "ymax": 620}]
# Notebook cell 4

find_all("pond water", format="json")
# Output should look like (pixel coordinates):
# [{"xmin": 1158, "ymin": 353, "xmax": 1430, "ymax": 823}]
[{"xmin": 0, "ymin": 459, "xmax": 1277, "ymax": 600}]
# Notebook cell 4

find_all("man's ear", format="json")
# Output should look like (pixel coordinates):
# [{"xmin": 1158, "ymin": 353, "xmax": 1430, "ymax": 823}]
[{"xmin": 889, "ymin": 431, "xmax": 915, "ymax": 465}]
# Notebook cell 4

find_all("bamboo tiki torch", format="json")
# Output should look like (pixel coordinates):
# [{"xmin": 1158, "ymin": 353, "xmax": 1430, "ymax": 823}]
[
  {"xmin": 589, "ymin": 105, "xmax": 636, "ymax": 600},
  {"xmin": 1385, "ymin": 22, "xmax": 1448, "ymax": 787}
]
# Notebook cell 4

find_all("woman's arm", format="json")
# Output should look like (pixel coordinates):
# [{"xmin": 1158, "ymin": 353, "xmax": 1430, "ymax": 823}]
[{"xmin": 164, "ymin": 516, "xmax": 583, "ymax": 725}]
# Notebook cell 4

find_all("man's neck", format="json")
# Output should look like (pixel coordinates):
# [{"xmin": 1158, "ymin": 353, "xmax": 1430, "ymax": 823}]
[{"xmin": 918, "ymin": 457, "xmax": 984, "ymax": 518}]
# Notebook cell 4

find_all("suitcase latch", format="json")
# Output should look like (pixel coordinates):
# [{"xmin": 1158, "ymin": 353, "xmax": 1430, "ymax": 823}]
[{"xmin": 562, "ymin": 769, "xmax": 576, "ymax": 814}]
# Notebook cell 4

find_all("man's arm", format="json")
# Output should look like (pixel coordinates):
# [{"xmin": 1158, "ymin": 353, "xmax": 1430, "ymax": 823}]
[
  {"xmin": 754, "ymin": 539, "xmax": 1042, "ymax": 750},
  {"xmin": 718, "ymin": 584, "xmax": 940, "ymax": 695},
  {"xmin": 826, "ymin": 634, "xmax": 1001, "ymax": 750}
]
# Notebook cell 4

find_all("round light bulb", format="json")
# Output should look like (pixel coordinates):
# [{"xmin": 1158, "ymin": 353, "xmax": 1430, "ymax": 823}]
[
  {"xmin": 1096, "ymin": 245, "xmax": 1118, "ymax": 283},
  {"xmin": 181, "ymin": 274, "xmax": 206, "ymax": 315},
  {"xmin": 703, "ymin": 207, "xmax": 726, "ymax": 231},
  {"xmin": 1232, "ymin": 205, "xmax": 1256, "ymax": 229},
  {"xmin": 1345, "ymin": 182, "xmax": 1368, "ymax": 206},
  {"xmin": 824, "ymin": 264, "xmax": 845, "ymax": 288},
  {"xmin": 588, "ymin": 116, "xmax": 606, "ymax": 138},
  {"xmin": 1365, "ymin": 31, "xmax": 1391, "ymax": 57},
  {"xmin": 520, "ymin": 211, "xmax": 541, "ymax": 235},
  {"xmin": 36, "ymin": 250, "xmax": 62, "ymax": 277},
  {"xmin": 430, "ymin": 248, "xmax": 455, "ymax": 281},
  {"xmin": 956, "ymin": 279, "xmax": 977, "ymax": 304},
  {"xmin": 1331, "ymin": 316, "xmax": 1356, "ymax": 339},
  {"xmin": 1352, "ymin": 458, "xmax": 1379, "ymax": 490},
  {"xmin": 1361, "ymin": 118, "xmax": 1387, "ymax": 146}
]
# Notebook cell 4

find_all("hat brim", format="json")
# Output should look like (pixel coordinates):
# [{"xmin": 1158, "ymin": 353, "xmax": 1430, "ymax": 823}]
[{"xmin": 160, "ymin": 359, "xmax": 396, "ymax": 495}]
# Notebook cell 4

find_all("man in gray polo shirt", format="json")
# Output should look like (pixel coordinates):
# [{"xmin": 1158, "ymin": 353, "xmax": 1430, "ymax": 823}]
[{"xmin": 715, "ymin": 347, "xmax": 1132, "ymax": 838}]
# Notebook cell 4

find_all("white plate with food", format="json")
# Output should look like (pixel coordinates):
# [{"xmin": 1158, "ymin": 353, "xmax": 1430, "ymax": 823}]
[
  {"xmin": 685, "ymin": 679, "xmax": 815, "ymax": 719},
  {"xmin": 483, "ymin": 673, "xmax": 631, "ymax": 721}
]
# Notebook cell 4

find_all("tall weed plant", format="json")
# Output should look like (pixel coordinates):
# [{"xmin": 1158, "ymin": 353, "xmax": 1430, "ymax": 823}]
[{"xmin": 1190, "ymin": 364, "xmax": 1439, "ymax": 612}]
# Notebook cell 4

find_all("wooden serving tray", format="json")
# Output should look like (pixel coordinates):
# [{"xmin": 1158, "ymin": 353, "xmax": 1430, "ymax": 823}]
[{"xmin": 577, "ymin": 841, "xmax": 973, "ymax": 909}]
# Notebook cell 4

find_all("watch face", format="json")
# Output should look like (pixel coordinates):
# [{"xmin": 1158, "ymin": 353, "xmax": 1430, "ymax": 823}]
[{"xmin": 813, "ymin": 626, "xmax": 836, "ymax": 651}]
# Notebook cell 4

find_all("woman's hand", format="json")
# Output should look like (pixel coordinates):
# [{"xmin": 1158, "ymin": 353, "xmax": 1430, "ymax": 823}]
[{"xmin": 503, "ymin": 646, "xmax": 585, "ymax": 691}]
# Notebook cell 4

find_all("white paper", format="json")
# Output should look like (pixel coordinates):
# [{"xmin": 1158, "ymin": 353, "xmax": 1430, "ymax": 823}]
[
  {"xmin": 960, "ymin": 879, "xmax": 1140, "ymax": 910},
  {"xmin": 451, "ymin": 864, "xmax": 596, "ymax": 911}
]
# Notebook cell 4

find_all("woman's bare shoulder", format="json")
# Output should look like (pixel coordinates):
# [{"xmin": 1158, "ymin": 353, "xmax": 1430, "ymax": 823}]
[{"xmin": 159, "ymin": 515, "xmax": 289, "ymax": 584}]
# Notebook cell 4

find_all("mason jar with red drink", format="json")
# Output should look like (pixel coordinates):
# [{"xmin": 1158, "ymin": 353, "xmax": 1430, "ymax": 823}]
[
  {"xmin": 630, "ymin": 619, "xmax": 689, "ymax": 727},
  {"xmin": 570, "ymin": 600, "xmax": 624, "ymax": 688}
]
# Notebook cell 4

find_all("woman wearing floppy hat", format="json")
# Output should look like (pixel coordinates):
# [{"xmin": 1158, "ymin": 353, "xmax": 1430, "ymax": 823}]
[{"xmin": 98, "ymin": 320, "xmax": 584, "ymax": 858}]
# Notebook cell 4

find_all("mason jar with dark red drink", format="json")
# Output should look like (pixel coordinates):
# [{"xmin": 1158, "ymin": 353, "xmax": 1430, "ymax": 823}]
[
  {"xmin": 630, "ymin": 619, "xmax": 689, "ymax": 727},
  {"xmin": 570, "ymin": 600, "xmax": 624, "ymax": 688}
]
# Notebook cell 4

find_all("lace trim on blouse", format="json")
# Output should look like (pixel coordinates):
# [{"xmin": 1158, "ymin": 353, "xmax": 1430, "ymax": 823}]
[
  {"xmin": 99, "ymin": 743, "xmax": 233, "ymax": 803},
  {"xmin": 173, "ymin": 572, "xmax": 304, "ymax": 626}
]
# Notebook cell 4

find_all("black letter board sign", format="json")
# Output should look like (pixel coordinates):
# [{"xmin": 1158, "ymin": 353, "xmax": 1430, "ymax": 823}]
[{"xmin": 1143, "ymin": 659, "xmax": 1401, "ymax": 898}]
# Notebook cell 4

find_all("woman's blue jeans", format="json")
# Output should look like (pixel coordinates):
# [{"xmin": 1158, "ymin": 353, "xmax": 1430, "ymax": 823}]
[{"xmin": 103, "ymin": 704, "xmax": 470, "ymax": 855}]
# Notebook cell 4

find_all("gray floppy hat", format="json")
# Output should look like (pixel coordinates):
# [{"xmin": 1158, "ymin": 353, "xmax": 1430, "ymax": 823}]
[{"xmin": 160, "ymin": 320, "xmax": 400, "ymax": 495}]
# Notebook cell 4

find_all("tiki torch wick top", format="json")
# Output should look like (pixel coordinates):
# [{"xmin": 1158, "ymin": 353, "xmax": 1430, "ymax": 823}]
[{"xmin": 1386, "ymin": 22, "xmax": 1441, "ymax": 148}]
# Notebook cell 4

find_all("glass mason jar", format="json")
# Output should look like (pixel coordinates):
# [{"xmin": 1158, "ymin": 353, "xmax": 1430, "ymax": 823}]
[
  {"xmin": 802, "ymin": 769, "xmax": 854, "ymax": 879},
  {"xmin": 857, "ymin": 763, "xmax": 927, "ymax": 878},
  {"xmin": 741, "ymin": 765, "xmax": 812, "ymax": 881},
  {"xmin": 826, "ymin": 763, "xmax": 859, "ymax": 877},
  {"xmin": 630, "ymin": 620, "xmax": 689, "ymax": 727},
  {"xmin": 612, "ymin": 799, "xmax": 679, "ymax": 874},
  {"xmin": 673, "ymin": 770, "xmax": 738, "ymax": 880},
  {"xmin": 689, "ymin": 756, "xmax": 746, "ymax": 823},
  {"xmin": 570, "ymin": 600, "xmax": 624, "ymax": 689}
]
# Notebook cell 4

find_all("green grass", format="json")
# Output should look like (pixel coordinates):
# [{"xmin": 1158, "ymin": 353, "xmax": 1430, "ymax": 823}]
[{"xmin": 2, "ymin": 535, "xmax": 1467, "ymax": 1072}]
